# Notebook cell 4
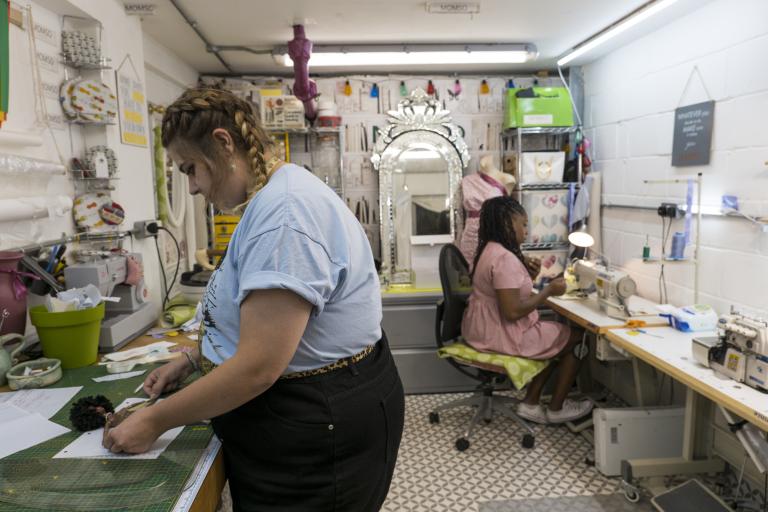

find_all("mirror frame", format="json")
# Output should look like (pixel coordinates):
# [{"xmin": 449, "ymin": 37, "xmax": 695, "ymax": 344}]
[{"xmin": 371, "ymin": 88, "xmax": 470, "ymax": 286}]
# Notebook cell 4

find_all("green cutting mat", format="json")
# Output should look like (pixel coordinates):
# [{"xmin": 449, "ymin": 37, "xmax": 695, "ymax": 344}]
[{"xmin": 0, "ymin": 363, "xmax": 214, "ymax": 511}]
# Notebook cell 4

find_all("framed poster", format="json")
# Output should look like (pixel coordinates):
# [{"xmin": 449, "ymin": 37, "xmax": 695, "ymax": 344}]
[
  {"xmin": 671, "ymin": 100, "xmax": 714, "ymax": 167},
  {"xmin": 116, "ymin": 55, "xmax": 148, "ymax": 147}
]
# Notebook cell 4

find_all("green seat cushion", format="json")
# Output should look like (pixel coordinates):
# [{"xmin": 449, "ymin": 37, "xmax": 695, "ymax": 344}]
[{"xmin": 438, "ymin": 340, "xmax": 549, "ymax": 390}]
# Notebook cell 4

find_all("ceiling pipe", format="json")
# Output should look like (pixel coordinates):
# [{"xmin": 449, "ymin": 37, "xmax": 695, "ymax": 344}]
[
  {"xmin": 169, "ymin": 0, "xmax": 233, "ymax": 73},
  {"xmin": 287, "ymin": 25, "xmax": 318, "ymax": 121}
]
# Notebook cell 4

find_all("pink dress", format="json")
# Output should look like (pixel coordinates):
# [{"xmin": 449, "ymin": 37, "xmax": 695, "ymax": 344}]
[
  {"xmin": 461, "ymin": 242, "xmax": 570, "ymax": 360},
  {"xmin": 458, "ymin": 173, "xmax": 506, "ymax": 265}
]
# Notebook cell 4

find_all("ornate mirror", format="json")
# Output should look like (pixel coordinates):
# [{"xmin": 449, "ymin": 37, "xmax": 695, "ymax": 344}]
[{"xmin": 371, "ymin": 88, "xmax": 469, "ymax": 287}]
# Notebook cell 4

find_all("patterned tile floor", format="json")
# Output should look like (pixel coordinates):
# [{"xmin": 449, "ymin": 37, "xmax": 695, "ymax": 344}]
[
  {"xmin": 380, "ymin": 392, "xmax": 621, "ymax": 512},
  {"xmin": 216, "ymin": 392, "xmax": 623, "ymax": 512}
]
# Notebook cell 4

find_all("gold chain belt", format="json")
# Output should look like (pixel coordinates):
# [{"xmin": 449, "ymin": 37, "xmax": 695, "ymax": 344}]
[{"xmin": 199, "ymin": 343, "xmax": 377, "ymax": 380}]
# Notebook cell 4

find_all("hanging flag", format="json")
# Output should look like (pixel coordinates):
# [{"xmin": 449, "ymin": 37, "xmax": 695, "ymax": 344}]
[
  {"xmin": 480, "ymin": 79, "xmax": 490, "ymax": 95},
  {"xmin": 343, "ymin": 80, "xmax": 352, "ymax": 96},
  {"xmin": 426, "ymin": 80, "xmax": 435, "ymax": 96},
  {"xmin": 370, "ymin": 83, "xmax": 379, "ymax": 98},
  {"xmin": 399, "ymin": 81, "xmax": 408, "ymax": 97}
]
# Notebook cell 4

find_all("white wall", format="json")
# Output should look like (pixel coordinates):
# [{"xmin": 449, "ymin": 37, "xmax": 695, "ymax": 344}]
[
  {"xmin": 0, "ymin": 2, "xmax": 75, "ymax": 248},
  {"xmin": 143, "ymin": 33, "xmax": 199, "ymax": 289},
  {"xmin": 1, "ymin": 0, "xmax": 198, "ymax": 324},
  {"xmin": 584, "ymin": 0, "xmax": 768, "ymax": 317}
]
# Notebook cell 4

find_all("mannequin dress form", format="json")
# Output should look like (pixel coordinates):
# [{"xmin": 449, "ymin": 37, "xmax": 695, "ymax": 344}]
[{"xmin": 457, "ymin": 155, "xmax": 515, "ymax": 265}]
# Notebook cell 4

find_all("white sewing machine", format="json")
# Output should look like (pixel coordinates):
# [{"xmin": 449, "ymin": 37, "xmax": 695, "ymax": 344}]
[
  {"xmin": 568, "ymin": 260, "xmax": 638, "ymax": 319},
  {"xmin": 64, "ymin": 254, "xmax": 156, "ymax": 352},
  {"xmin": 692, "ymin": 310, "xmax": 768, "ymax": 392}
]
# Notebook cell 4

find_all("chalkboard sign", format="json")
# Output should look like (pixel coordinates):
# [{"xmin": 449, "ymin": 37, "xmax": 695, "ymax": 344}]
[{"xmin": 671, "ymin": 100, "xmax": 715, "ymax": 166}]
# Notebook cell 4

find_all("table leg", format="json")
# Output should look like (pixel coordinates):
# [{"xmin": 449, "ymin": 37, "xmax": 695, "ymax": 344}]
[{"xmin": 622, "ymin": 388, "xmax": 724, "ymax": 481}]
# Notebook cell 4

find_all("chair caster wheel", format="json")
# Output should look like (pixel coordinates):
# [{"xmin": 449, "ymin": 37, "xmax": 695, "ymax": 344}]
[
  {"xmin": 428, "ymin": 412, "xmax": 440, "ymax": 424},
  {"xmin": 455, "ymin": 437, "xmax": 470, "ymax": 451},
  {"xmin": 624, "ymin": 489, "xmax": 640, "ymax": 503},
  {"xmin": 483, "ymin": 418, "xmax": 492, "ymax": 424},
  {"xmin": 522, "ymin": 433, "xmax": 535, "ymax": 449},
  {"xmin": 621, "ymin": 480, "xmax": 641, "ymax": 503}
]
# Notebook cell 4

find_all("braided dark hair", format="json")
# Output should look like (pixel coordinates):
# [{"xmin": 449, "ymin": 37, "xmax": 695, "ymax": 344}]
[{"xmin": 471, "ymin": 196, "xmax": 527, "ymax": 279}]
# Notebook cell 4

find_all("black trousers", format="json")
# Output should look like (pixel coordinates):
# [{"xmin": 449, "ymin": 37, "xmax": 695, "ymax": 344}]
[{"xmin": 211, "ymin": 333, "xmax": 405, "ymax": 512}]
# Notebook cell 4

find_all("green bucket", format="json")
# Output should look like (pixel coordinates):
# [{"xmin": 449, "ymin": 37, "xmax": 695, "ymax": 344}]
[{"xmin": 29, "ymin": 302, "xmax": 105, "ymax": 369}]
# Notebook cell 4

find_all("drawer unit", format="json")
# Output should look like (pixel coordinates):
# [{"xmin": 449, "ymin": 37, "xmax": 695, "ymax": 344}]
[
  {"xmin": 382, "ymin": 304, "xmax": 437, "ymax": 349},
  {"xmin": 392, "ymin": 349, "xmax": 478, "ymax": 394},
  {"xmin": 382, "ymin": 289, "xmax": 477, "ymax": 394}
]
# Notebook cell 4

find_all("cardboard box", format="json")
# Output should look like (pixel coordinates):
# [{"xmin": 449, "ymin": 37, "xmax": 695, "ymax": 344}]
[{"xmin": 257, "ymin": 89, "xmax": 305, "ymax": 130}]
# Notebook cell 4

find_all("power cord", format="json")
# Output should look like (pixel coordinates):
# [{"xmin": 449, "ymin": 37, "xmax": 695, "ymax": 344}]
[
  {"xmin": 158, "ymin": 226, "xmax": 181, "ymax": 310},
  {"xmin": 153, "ymin": 235, "xmax": 169, "ymax": 309}
]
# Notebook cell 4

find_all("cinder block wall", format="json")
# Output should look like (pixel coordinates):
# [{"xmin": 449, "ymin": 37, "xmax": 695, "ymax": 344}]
[{"xmin": 584, "ymin": 0, "xmax": 768, "ymax": 318}]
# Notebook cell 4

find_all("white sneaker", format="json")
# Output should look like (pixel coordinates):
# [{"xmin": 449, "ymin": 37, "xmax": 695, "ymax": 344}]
[
  {"xmin": 516, "ymin": 403, "xmax": 548, "ymax": 424},
  {"xmin": 546, "ymin": 399, "xmax": 594, "ymax": 424}
]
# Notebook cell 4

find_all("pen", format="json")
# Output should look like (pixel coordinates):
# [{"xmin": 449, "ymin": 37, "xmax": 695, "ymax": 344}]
[{"xmin": 636, "ymin": 329, "xmax": 663, "ymax": 339}]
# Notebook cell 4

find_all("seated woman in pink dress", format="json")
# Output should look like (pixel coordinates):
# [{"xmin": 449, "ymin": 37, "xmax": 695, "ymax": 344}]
[{"xmin": 461, "ymin": 196, "xmax": 592, "ymax": 424}]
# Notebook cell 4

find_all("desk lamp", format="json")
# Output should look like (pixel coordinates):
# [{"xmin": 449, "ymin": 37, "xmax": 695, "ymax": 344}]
[{"xmin": 568, "ymin": 225, "xmax": 610, "ymax": 267}]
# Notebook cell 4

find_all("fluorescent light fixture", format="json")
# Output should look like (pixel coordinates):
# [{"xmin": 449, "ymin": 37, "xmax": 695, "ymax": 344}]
[
  {"xmin": 557, "ymin": 0, "xmax": 679, "ymax": 67},
  {"xmin": 275, "ymin": 43, "xmax": 536, "ymax": 67}
]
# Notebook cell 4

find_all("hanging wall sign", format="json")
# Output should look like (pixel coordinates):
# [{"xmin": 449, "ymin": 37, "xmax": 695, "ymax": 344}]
[
  {"xmin": 116, "ymin": 54, "xmax": 148, "ymax": 147},
  {"xmin": 671, "ymin": 100, "xmax": 715, "ymax": 166}
]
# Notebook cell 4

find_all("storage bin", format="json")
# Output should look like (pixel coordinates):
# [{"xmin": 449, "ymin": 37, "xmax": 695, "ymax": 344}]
[
  {"xmin": 514, "ymin": 87, "xmax": 574, "ymax": 127},
  {"xmin": 522, "ymin": 190, "xmax": 569, "ymax": 244},
  {"xmin": 521, "ymin": 151, "xmax": 565, "ymax": 185}
]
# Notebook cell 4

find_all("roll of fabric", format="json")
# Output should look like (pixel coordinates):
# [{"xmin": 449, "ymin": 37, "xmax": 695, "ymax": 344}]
[{"xmin": 162, "ymin": 304, "xmax": 197, "ymax": 328}]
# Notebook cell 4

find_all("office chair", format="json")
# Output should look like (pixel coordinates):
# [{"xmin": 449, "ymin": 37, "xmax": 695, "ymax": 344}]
[{"xmin": 430, "ymin": 243, "xmax": 536, "ymax": 451}]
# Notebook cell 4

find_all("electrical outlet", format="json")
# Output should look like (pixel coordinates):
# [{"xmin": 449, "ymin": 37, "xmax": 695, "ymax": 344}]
[
  {"xmin": 133, "ymin": 220, "xmax": 161, "ymax": 239},
  {"xmin": 657, "ymin": 202, "xmax": 681, "ymax": 218}
]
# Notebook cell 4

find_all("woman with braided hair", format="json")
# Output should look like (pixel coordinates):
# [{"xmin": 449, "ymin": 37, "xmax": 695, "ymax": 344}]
[
  {"xmin": 461, "ymin": 196, "xmax": 593, "ymax": 424},
  {"xmin": 102, "ymin": 88, "xmax": 404, "ymax": 511}
]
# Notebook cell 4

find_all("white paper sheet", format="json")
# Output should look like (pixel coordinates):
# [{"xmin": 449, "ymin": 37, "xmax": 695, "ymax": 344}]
[
  {"xmin": 0, "ymin": 402, "xmax": 30, "ymax": 423},
  {"xmin": 102, "ymin": 341, "xmax": 176, "ymax": 362},
  {"xmin": 53, "ymin": 398, "xmax": 184, "ymax": 460},
  {"xmin": 92, "ymin": 369, "xmax": 146, "ymax": 382},
  {"xmin": 0, "ymin": 404, "xmax": 70, "ymax": 459},
  {"xmin": 0, "ymin": 386, "xmax": 82, "ymax": 419}
]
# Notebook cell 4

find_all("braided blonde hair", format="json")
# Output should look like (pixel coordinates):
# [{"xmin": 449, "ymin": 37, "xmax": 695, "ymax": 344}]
[{"xmin": 161, "ymin": 87, "xmax": 275, "ymax": 211}]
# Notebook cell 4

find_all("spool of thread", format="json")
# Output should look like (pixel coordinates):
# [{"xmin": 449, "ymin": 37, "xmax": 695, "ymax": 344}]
[
  {"xmin": 670, "ymin": 232, "xmax": 686, "ymax": 260},
  {"xmin": 642, "ymin": 235, "xmax": 650, "ymax": 260}
]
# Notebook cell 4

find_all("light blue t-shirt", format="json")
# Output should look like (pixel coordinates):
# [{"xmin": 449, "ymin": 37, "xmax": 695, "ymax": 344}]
[{"xmin": 200, "ymin": 163, "xmax": 382, "ymax": 373}]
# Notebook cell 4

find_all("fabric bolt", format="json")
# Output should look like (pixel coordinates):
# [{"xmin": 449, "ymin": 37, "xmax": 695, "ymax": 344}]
[
  {"xmin": 458, "ymin": 173, "xmax": 507, "ymax": 264},
  {"xmin": 211, "ymin": 335, "xmax": 404, "ymax": 512},
  {"xmin": 462, "ymin": 242, "xmax": 569, "ymax": 359},
  {"xmin": 200, "ymin": 163, "xmax": 382, "ymax": 373}
]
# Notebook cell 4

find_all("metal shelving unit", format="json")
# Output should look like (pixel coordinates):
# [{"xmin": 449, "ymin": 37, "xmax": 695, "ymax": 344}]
[
  {"xmin": 501, "ymin": 125, "xmax": 582, "ymax": 249},
  {"xmin": 267, "ymin": 126, "xmax": 345, "ymax": 198}
]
